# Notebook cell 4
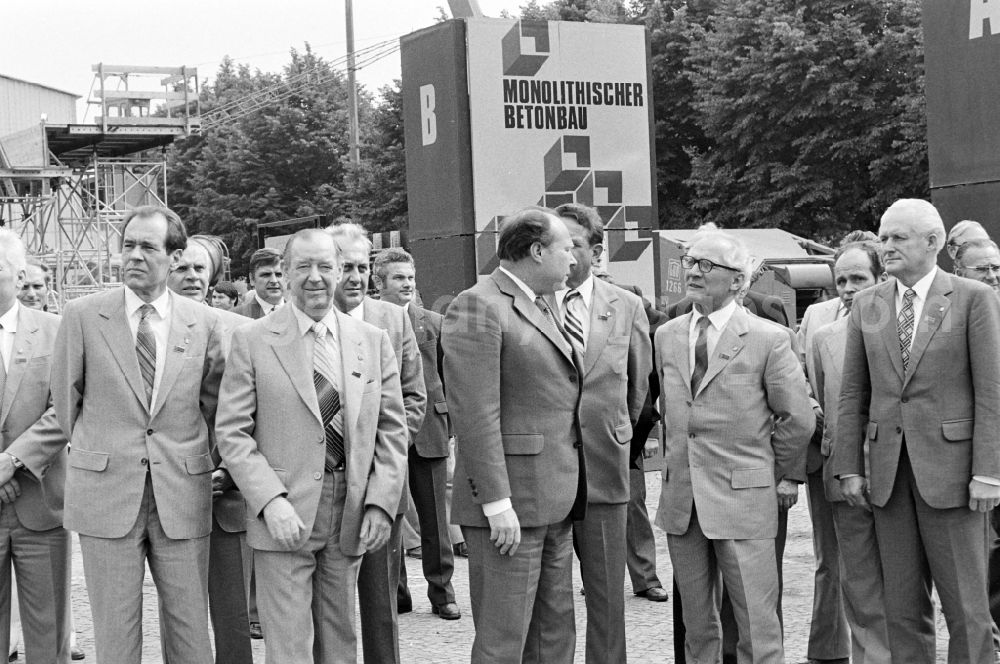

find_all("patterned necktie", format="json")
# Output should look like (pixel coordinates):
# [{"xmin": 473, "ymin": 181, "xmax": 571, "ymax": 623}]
[
  {"xmin": 562, "ymin": 290, "xmax": 586, "ymax": 354},
  {"xmin": 136, "ymin": 304, "xmax": 157, "ymax": 405},
  {"xmin": 690, "ymin": 316, "xmax": 711, "ymax": 394},
  {"xmin": 312, "ymin": 322, "xmax": 345, "ymax": 471},
  {"xmin": 898, "ymin": 288, "xmax": 916, "ymax": 371}
]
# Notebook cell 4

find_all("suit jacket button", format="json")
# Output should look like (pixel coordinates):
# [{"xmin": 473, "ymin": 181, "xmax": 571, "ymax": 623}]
[
  {"xmin": 901, "ymin": 397, "xmax": 909, "ymax": 404},
  {"xmin": 689, "ymin": 433, "xmax": 696, "ymax": 439},
  {"xmin": 146, "ymin": 429, "xmax": 154, "ymax": 435},
  {"xmin": 140, "ymin": 458, "xmax": 148, "ymax": 466},
  {"xmin": 896, "ymin": 426, "xmax": 902, "ymax": 434},
  {"xmin": 314, "ymin": 472, "xmax": 322, "ymax": 480}
]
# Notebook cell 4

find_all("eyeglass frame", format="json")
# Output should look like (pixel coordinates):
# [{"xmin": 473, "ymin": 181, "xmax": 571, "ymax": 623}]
[{"xmin": 681, "ymin": 254, "xmax": 742, "ymax": 274}]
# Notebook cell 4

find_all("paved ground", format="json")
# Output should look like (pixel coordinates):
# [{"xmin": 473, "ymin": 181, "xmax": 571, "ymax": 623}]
[{"xmin": 42, "ymin": 472, "xmax": 951, "ymax": 663}]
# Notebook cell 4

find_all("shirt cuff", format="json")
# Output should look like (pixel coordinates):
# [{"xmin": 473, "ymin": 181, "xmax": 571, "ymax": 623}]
[
  {"xmin": 973, "ymin": 475, "xmax": 1000, "ymax": 486},
  {"xmin": 838, "ymin": 474, "xmax": 861, "ymax": 480},
  {"xmin": 482, "ymin": 498, "xmax": 512, "ymax": 517}
]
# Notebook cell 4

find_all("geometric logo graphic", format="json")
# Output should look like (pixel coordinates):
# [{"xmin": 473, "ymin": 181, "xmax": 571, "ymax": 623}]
[{"xmin": 502, "ymin": 21, "xmax": 550, "ymax": 76}]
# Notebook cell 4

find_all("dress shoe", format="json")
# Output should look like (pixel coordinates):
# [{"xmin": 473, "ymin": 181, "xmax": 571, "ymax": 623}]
[
  {"xmin": 249, "ymin": 621, "xmax": 263, "ymax": 640},
  {"xmin": 636, "ymin": 586, "xmax": 669, "ymax": 602},
  {"xmin": 432, "ymin": 602, "xmax": 462, "ymax": 620},
  {"xmin": 71, "ymin": 645, "xmax": 86, "ymax": 660},
  {"xmin": 405, "ymin": 546, "xmax": 422, "ymax": 559},
  {"xmin": 453, "ymin": 542, "xmax": 468, "ymax": 558},
  {"xmin": 398, "ymin": 597, "xmax": 413, "ymax": 614},
  {"xmin": 7, "ymin": 651, "xmax": 15, "ymax": 663}
]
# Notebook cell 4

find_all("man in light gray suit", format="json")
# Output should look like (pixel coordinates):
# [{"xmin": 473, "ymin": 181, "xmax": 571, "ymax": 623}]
[
  {"xmin": 835, "ymin": 199, "xmax": 1000, "ymax": 664},
  {"xmin": 51, "ymin": 206, "xmax": 225, "ymax": 663},
  {"xmin": 216, "ymin": 228, "xmax": 409, "ymax": 663},
  {"xmin": 328, "ymin": 223, "xmax": 426, "ymax": 664},
  {"xmin": 655, "ymin": 232, "xmax": 813, "ymax": 664}
]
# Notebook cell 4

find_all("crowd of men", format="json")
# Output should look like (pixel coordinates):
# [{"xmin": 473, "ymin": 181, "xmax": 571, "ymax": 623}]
[{"xmin": 1, "ymin": 197, "xmax": 1000, "ymax": 664}]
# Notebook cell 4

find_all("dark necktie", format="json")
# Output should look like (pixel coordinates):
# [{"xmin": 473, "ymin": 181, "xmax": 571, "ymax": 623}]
[
  {"xmin": 312, "ymin": 322, "xmax": 345, "ymax": 471},
  {"xmin": 690, "ymin": 316, "xmax": 711, "ymax": 394},
  {"xmin": 136, "ymin": 304, "xmax": 157, "ymax": 405},
  {"xmin": 563, "ymin": 290, "xmax": 586, "ymax": 354},
  {"xmin": 897, "ymin": 288, "xmax": 916, "ymax": 371}
]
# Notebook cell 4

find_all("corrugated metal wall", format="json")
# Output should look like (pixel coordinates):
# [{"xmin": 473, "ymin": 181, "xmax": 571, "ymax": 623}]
[{"xmin": 0, "ymin": 75, "xmax": 78, "ymax": 137}]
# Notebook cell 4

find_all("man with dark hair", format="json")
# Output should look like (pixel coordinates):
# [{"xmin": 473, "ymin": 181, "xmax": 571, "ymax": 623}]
[
  {"xmin": 443, "ymin": 207, "xmax": 583, "ymax": 664},
  {"xmin": 52, "ymin": 205, "xmax": 225, "ymax": 663},
  {"xmin": 211, "ymin": 282, "xmax": 240, "ymax": 311},
  {"xmin": 954, "ymin": 238, "xmax": 1000, "ymax": 295},
  {"xmin": 234, "ymin": 247, "xmax": 284, "ymax": 319},
  {"xmin": 373, "ymin": 247, "xmax": 461, "ymax": 621},
  {"xmin": 551, "ymin": 203, "xmax": 650, "ymax": 664},
  {"xmin": 216, "ymin": 228, "xmax": 408, "ymax": 663}
]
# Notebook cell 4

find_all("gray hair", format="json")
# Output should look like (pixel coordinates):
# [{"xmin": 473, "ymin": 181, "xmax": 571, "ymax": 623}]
[
  {"xmin": 948, "ymin": 219, "xmax": 989, "ymax": 246},
  {"xmin": 326, "ymin": 222, "xmax": 373, "ymax": 253},
  {"xmin": 955, "ymin": 238, "xmax": 1000, "ymax": 266},
  {"xmin": 372, "ymin": 248, "xmax": 414, "ymax": 287},
  {"xmin": 881, "ymin": 199, "xmax": 946, "ymax": 245},
  {"xmin": 0, "ymin": 230, "xmax": 27, "ymax": 274}
]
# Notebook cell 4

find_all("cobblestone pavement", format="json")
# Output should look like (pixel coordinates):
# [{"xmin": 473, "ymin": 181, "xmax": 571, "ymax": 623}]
[{"xmin": 46, "ymin": 472, "xmax": 950, "ymax": 663}]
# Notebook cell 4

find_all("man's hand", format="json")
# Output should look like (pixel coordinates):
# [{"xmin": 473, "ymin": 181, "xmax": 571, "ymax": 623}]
[
  {"xmin": 359, "ymin": 506, "xmax": 393, "ymax": 552},
  {"xmin": 776, "ymin": 479, "xmax": 799, "ymax": 511},
  {"xmin": 487, "ymin": 507, "xmax": 521, "ymax": 556},
  {"xmin": 840, "ymin": 476, "xmax": 871, "ymax": 512},
  {"xmin": 0, "ymin": 454, "xmax": 17, "ymax": 487},
  {"xmin": 969, "ymin": 479, "xmax": 1000, "ymax": 512},
  {"xmin": 262, "ymin": 496, "xmax": 306, "ymax": 549},
  {"xmin": 211, "ymin": 469, "xmax": 234, "ymax": 501},
  {"xmin": 0, "ymin": 478, "xmax": 21, "ymax": 504}
]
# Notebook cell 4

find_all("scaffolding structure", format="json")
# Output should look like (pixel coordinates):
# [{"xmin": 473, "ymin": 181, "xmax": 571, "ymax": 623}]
[{"xmin": 0, "ymin": 64, "xmax": 199, "ymax": 304}]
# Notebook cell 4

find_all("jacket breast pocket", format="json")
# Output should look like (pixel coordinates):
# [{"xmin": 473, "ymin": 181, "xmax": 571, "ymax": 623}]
[
  {"xmin": 184, "ymin": 453, "xmax": 214, "ymax": 475},
  {"xmin": 69, "ymin": 448, "xmax": 109, "ymax": 472},
  {"xmin": 502, "ymin": 434, "xmax": 543, "ymax": 456},
  {"xmin": 942, "ymin": 419, "xmax": 973, "ymax": 443},
  {"xmin": 730, "ymin": 467, "xmax": 772, "ymax": 489}
]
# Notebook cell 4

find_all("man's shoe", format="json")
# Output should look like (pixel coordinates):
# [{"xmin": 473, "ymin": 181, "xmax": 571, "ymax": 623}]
[
  {"xmin": 432, "ymin": 602, "xmax": 462, "ymax": 620},
  {"xmin": 71, "ymin": 645, "xmax": 86, "ymax": 660},
  {"xmin": 398, "ymin": 597, "xmax": 413, "ymax": 614},
  {"xmin": 405, "ymin": 546, "xmax": 422, "ymax": 559},
  {"xmin": 453, "ymin": 542, "xmax": 468, "ymax": 558},
  {"xmin": 636, "ymin": 586, "xmax": 669, "ymax": 602},
  {"xmin": 7, "ymin": 651, "xmax": 15, "ymax": 663},
  {"xmin": 249, "ymin": 622, "xmax": 263, "ymax": 640}
]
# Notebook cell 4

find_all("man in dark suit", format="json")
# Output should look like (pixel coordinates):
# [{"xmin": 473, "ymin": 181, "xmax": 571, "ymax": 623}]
[
  {"xmin": 328, "ymin": 224, "xmax": 426, "ymax": 664},
  {"xmin": 443, "ymin": 207, "xmax": 583, "ymax": 664},
  {"xmin": 373, "ymin": 248, "xmax": 460, "ymax": 621},
  {"xmin": 233, "ymin": 247, "xmax": 284, "ymax": 319},
  {"xmin": 51, "ymin": 206, "xmax": 225, "ymax": 663},
  {"xmin": 836, "ymin": 198, "xmax": 1000, "ymax": 664},
  {"xmin": 216, "ymin": 228, "xmax": 409, "ymax": 663},
  {"xmin": 552, "ymin": 204, "xmax": 650, "ymax": 664},
  {"xmin": 0, "ymin": 231, "xmax": 72, "ymax": 662}
]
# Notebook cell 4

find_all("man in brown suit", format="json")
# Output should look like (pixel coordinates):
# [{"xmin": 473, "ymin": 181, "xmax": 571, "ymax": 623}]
[
  {"xmin": 0, "ymin": 231, "xmax": 71, "ymax": 662},
  {"xmin": 373, "ymin": 248, "xmax": 461, "ymax": 621},
  {"xmin": 443, "ymin": 207, "xmax": 583, "ymax": 664}
]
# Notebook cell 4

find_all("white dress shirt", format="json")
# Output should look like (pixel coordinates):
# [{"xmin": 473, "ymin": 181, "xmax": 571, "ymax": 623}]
[
  {"xmin": 290, "ymin": 303, "xmax": 341, "ymax": 377},
  {"xmin": 894, "ymin": 266, "xmax": 937, "ymax": 353},
  {"xmin": 688, "ymin": 299, "xmax": 739, "ymax": 377},
  {"xmin": 255, "ymin": 292, "xmax": 284, "ymax": 315},
  {"xmin": 124, "ymin": 288, "xmax": 171, "ymax": 406},
  {"xmin": 0, "ymin": 300, "xmax": 19, "ymax": 372},
  {"xmin": 345, "ymin": 299, "xmax": 366, "ymax": 321},
  {"xmin": 555, "ymin": 274, "xmax": 594, "ymax": 345}
]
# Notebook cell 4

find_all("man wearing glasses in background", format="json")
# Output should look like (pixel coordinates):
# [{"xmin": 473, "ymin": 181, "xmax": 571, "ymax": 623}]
[{"xmin": 954, "ymin": 238, "xmax": 1000, "ymax": 295}]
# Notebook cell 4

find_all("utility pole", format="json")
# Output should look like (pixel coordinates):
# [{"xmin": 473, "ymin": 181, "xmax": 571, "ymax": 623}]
[{"xmin": 345, "ymin": 0, "xmax": 361, "ymax": 166}]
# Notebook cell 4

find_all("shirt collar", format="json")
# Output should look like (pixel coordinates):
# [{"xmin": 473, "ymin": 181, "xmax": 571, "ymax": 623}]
[
  {"xmin": 556, "ymin": 274, "xmax": 595, "ymax": 308},
  {"xmin": 692, "ymin": 298, "xmax": 739, "ymax": 331},
  {"xmin": 0, "ymin": 300, "xmax": 19, "ymax": 333},
  {"xmin": 897, "ymin": 266, "xmax": 938, "ymax": 302},
  {"xmin": 345, "ymin": 298, "xmax": 365, "ymax": 320},
  {"xmin": 125, "ymin": 287, "xmax": 171, "ymax": 320},
  {"xmin": 291, "ymin": 302, "xmax": 339, "ymax": 338},
  {"xmin": 255, "ymin": 292, "xmax": 283, "ymax": 312},
  {"xmin": 498, "ymin": 266, "xmax": 537, "ymax": 301}
]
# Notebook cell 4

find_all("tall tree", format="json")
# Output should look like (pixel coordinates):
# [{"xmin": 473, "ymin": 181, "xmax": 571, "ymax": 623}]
[{"xmin": 684, "ymin": 0, "xmax": 927, "ymax": 241}]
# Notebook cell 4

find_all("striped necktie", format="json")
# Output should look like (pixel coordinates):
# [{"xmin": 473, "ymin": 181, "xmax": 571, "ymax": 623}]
[
  {"xmin": 898, "ymin": 288, "xmax": 916, "ymax": 371},
  {"xmin": 312, "ymin": 322, "xmax": 345, "ymax": 471},
  {"xmin": 690, "ymin": 316, "xmax": 711, "ymax": 394},
  {"xmin": 562, "ymin": 290, "xmax": 586, "ymax": 354},
  {"xmin": 136, "ymin": 304, "xmax": 156, "ymax": 406}
]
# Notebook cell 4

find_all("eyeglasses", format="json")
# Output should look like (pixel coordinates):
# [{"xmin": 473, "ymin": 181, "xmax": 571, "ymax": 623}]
[
  {"xmin": 681, "ymin": 255, "xmax": 741, "ymax": 274},
  {"xmin": 966, "ymin": 264, "xmax": 1000, "ymax": 276}
]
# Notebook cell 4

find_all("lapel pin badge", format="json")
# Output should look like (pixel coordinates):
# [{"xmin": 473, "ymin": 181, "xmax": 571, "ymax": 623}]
[
  {"xmin": 598, "ymin": 311, "xmax": 612, "ymax": 320},
  {"xmin": 719, "ymin": 353, "xmax": 730, "ymax": 360},
  {"xmin": 352, "ymin": 370, "xmax": 362, "ymax": 378}
]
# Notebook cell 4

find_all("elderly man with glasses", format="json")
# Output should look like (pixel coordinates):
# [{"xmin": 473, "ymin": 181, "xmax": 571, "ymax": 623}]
[{"xmin": 954, "ymin": 238, "xmax": 1000, "ymax": 295}]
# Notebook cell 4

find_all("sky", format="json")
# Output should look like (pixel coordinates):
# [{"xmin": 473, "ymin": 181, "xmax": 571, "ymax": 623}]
[{"xmin": 1, "ymin": 0, "xmax": 524, "ymax": 119}]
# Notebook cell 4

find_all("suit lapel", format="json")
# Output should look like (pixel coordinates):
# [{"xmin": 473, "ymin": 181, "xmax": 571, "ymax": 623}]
[
  {"xmin": 0, "ymin": 307, "xmax": 37, "ymax": 430},
  {"xmin": 336, "ymin": 310, "xmax": 366, "ymax": 435},
  {"xmin": 98, "ymin": 289, "xmax": 149, "ymax": 411},
  {"xmin": 583, "ymin": 281, "xmax": 616, "ymax": 376},
  {"xmin": 150, "ymin": 298, "xmax": 197, "ymax": 419},
  {"xmin": 904, "ymin": 271, "xmax": 952, "ymax": 387},
  {"xmin": 493, "ymin": 271, "xmax": 573, "ymax": 362},
  {"xmin": 267, "ymin": 307, "xmax": 323, "ymax": 425},
  {"xmin": 694, "ymin": 307, "xmax": 748, "ymax": 398},
  {"xmin": 876, "ymin": 281, "xmax": 905, "ymax": 382},
  {"xmin": 672, "ymin": 317, "xmax": 692, "ymax": 397}
]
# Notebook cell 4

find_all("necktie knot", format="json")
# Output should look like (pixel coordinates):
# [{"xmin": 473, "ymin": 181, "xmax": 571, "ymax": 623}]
[
  {"xmin": 903, "ymin": 288, "xmax": 916, "ymax": 304},
  {"xmin": 565, "ymin": 289, "xmax": 581, "ymax": 304},
  {"xmin": 138, "ymin": 303, "xmax": 154, "ymax": 321},
  {"xmin": 312, "ymin": 321, "xmax": 327, "ymax": 341},
  {"xmin": 696, "ymin": 315, "xmax": 711, "ymax": 331}
]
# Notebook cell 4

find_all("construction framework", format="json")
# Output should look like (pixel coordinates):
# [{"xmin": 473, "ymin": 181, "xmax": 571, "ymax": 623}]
[{"xmin": 0, "ymin": 64, "xmax": 199, "ymax": 305}]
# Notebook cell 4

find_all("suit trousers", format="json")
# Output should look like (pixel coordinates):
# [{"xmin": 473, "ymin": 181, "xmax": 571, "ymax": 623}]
[
  {"xmin": 254, "ymin": 469, "xmax": 361, "ymax": 664},
  {"xmin": 464, "ymin": 519, "xmax": 576, "ymax": 664},
  {"xmin": 626, "ymin": 460, "xmax": 662, "ymax": 593},
  {"xmin": 573, "ymin": 502, "xmax": 627, "ymax": 664},
  {"xmin": 359, "ymin": 512, "xmax": 404, "ymax": 664},
  {"xmin": 668, "ymin": 506, "xmax": 784, "ymax": 664},
  {"xmin": 805, "ymin": 469, "xmax": 850, "ymax": 659},
  {"xmin": 0, "ymin": 505, "xmax": 71, "ymax": 664},
  {"xmin": 830, "ymin": 501, "xmax": 891, "ymax": 664},
  {"xmin": 79, "ymin": 475, "xmax": 211, "ymax": 664},
  {"xmin": 406, "ymin": 448, "xmax": 456, "ymax": 606},
  {"xmin": 990, "ymin": 510, "xmax": 1000, "ymax": 650},
  {"xmin": 207, "ymin": 516, "xmax": 252, "ymax": 664},
  {"xmin": 873, "ymin": 444, "xmax": 993, "ymax": 664}
]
